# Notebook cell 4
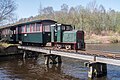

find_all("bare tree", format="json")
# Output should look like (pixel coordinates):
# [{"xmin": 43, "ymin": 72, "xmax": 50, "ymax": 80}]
[
  {"xmin": 61, "ymin": 4, "xmax": 69, "ymax": 13},
  {"xmin": 42, "ymin": 7, "xmax": 54, "ymax": 15},
  {"xmin": 37, "ymin": 1, "xmax": 120, "ymax": 34},
  {"xmin": 0, "ymin": 0, "xmax": 16, "ymax": 24},
  {"xmin": 38, "ymin": 2, "xmax": 42, "ymax": 16}
]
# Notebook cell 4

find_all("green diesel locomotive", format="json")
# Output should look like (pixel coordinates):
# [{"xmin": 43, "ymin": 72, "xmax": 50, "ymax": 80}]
[
  {"xmin": 51, "ymin": 24, "xmax": 85, "ymax": 50},
  {"xmin": 0, "ymin": 19, "xmax": 85, "ymax": 50}
]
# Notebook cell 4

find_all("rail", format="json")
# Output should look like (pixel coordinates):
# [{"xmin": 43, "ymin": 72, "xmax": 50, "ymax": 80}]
[{"xmin": 18, "ymin": 46, "xmax": 120, "ymax": 66}]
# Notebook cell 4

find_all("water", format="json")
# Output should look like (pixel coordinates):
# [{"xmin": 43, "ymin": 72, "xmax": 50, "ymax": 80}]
[
  {"xmin": 0, "ymin": 56, "xmax": 87, "ymax": 80},
  {"xmin": 0, "ymin": 44, "xmax": 119, "ymax": 80}
]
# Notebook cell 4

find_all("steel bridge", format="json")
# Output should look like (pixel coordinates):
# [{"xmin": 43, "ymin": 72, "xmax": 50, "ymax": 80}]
[{"xmin": 18, "ymin": 46, "xmax": 120, "ymax": 78}]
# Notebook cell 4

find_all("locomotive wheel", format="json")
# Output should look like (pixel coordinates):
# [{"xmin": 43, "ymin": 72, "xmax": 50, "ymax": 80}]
[
  {"xmin": 57, "ymin": 44, "xmax": 62, "ymax": 49},
  {"xmin": 65, "ymin": 45, "xmax": 71, "ymax": 50}
]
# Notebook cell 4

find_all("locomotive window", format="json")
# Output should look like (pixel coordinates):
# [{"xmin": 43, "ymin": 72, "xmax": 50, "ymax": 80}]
[
  {"xmin": 21, "ymin": 26, "xmax": 25, "ymax": 33},
  {"xmin": 33, "ymin": 24, "xmax": 36, "ymax": 32},
  {"xmin": 5, "ymin": 29, "xmax": 7, "ymax": 35},
  {"xmin": 65, "ymin": 26, "xmax": 73, "ymax": 31},
  {"xmin": 61, "ymin": 26, "xmax": 66, "ymax": 30},
  {"xmin": 31, "ymin": 24, "xmax": 35, "ymax": 32},
  {"xmin": 44, "ymin": 25, "xmax": 50, "ymax": 32},
  {"xmin": 5, "ymin": 29, "xmax": 7, "ymax": 34},
  {"xmin": 26, "ymin": 25, "xmax": 30, "ymax": 32},
  {"xmin": 2, "ymin": 29, "xmax": 10, "ymax": 35},
  {"xmin": 61, "ymin": 25, "xmax": 73, "ymax": 31},
  {"xmin": 16, "ymin": 27, "xmax": 18, "ymax": 34},
  {"xmin": 9, "ymin": 30, "xmax": 12, "ymax": 34},
  {"xmin": 36, "ymin": 23, "xmax": 41, "ymax": 31}
]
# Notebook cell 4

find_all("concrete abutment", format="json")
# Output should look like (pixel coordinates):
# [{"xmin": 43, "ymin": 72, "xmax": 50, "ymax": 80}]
[{"xmin": 86, "ymin": 62, "xmax": 107, "ymax": 79}]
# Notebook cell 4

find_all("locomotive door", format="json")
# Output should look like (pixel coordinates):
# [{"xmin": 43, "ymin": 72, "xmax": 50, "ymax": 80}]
[
  {"xmin": 51, "ymin": 25, "xmax": 57, "ymax": 42},
  {"xmin": 18, "ymin": 26, "xmax": 22, "ymax": 41},
  {"xmin": 10, "ymin": 27, "xmax": 16, "ymax": 42}
]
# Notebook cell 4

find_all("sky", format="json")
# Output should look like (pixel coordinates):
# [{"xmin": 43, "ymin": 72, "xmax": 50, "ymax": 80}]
[{"xmin": 15, "ymin": 0, "xmax": 120, "ymax": 19}]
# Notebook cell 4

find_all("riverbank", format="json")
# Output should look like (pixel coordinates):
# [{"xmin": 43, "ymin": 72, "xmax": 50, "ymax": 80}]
[
  {"xmin": 85, "ymin": 34, "xmax": 120, "ymax": 44},
  {"xmin": 0, "ymin": 43, "xmax": 18, "ymax": 55},
  {"xmin": 0, "ymin": 43, "xmax": 15, "ymax": 52}
]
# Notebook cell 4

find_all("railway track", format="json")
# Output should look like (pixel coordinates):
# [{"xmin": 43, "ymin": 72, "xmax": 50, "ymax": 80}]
[{"xmin": 24, "ymin": 46, "xmax": 120, "ymax": 60}]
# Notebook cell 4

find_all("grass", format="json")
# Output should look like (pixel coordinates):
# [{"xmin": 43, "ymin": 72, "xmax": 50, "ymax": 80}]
[
  {"xmin": 85, "ymin": 34, "xmax": 120, "ymax": 44},
  {"xmin": 109, "ymin": 36, "xmax": 120, "ymax": 43}
]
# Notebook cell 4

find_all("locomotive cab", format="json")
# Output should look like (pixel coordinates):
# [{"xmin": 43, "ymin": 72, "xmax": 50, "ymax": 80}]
[
  {"xmin": 51, "ymin": 24, "xmax": 73, "ymax": 43},
  {"xmin": 51, "ymin": 24, "xmax": 85, "ymax": 50}
]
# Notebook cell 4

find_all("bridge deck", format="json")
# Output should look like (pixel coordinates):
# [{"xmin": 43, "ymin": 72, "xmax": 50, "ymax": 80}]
[{"xmin": 18, "ymin": 46, "xmax": 120, "ymax": 66}]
